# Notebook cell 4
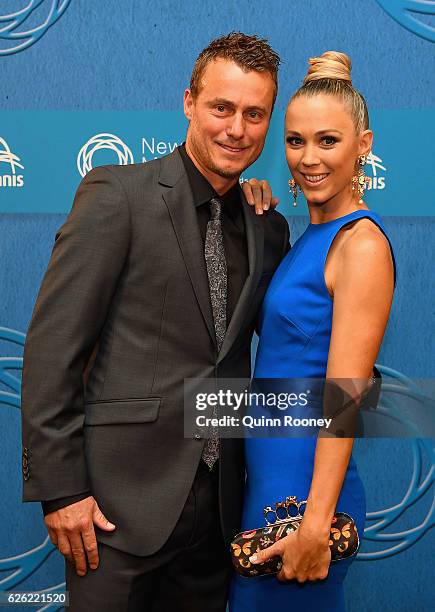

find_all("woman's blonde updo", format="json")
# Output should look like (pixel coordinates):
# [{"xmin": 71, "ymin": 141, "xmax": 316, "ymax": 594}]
[
  {"xmin": 292, "ymin": 51, "xmax": 369, "ymax": 132},
  {"xmin": 303, "ymin": 51, "xmax": 352, "ymax": 84}
]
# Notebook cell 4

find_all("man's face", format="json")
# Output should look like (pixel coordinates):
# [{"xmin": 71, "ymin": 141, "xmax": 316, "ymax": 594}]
[{"xmin": 184, "ymin": 58, "xmax": 275, "ymax": 191}]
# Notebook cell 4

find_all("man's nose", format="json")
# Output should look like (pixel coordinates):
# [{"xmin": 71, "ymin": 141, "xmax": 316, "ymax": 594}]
[{"xmin": 226, "ymin": 114, "xmax": 245, "ymax": 140}]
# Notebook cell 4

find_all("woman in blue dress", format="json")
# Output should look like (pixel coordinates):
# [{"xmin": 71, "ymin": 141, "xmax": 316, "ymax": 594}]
[{"xmin": 230, "ymin": 51, "xmax": 396, "ymax": 611}]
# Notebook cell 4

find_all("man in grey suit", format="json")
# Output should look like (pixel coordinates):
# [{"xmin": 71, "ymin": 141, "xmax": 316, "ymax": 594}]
[{"xmin": 21, "ymin": 32, "xmax": 289, "ymax": 611}]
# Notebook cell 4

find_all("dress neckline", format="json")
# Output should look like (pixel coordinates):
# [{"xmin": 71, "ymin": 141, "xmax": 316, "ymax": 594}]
[{"xmin": 308, "ymin": 209, "xmax": 372, "ymax": 228}]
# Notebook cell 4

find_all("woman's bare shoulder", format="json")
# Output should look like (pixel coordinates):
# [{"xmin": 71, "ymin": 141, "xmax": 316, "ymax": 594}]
[{"xmin": 340, "ymin": 218, "xmax": 391, "ymax": 264}]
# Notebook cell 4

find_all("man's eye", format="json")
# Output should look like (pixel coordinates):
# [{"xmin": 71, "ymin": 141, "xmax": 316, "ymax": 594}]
[{"xmin": 216, "ymin": 105, "xmax": 226, "ymax": 112}]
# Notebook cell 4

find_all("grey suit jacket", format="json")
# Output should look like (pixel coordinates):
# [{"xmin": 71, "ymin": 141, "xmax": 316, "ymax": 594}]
[{"xmin": 21, "ymin": 147, "xmax": 290, "ymax": 556}]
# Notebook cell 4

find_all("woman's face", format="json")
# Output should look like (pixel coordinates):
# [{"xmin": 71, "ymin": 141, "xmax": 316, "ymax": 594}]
[{"xmin": 284, "ymin": 93, "xmax": 372, "ymax": 206}]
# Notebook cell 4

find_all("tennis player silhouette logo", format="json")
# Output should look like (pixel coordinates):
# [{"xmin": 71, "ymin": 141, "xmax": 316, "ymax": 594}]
[
  {"xmin": 0, "ymin": 137, "xmax": 24, "ymax": 174},
  {"xmin": 0, "ymin": 137, "xmax": 24, "ymax": 188},
  {"xmin": 365, "ymin": 151, "xmax": 387, "ymax": 191}
]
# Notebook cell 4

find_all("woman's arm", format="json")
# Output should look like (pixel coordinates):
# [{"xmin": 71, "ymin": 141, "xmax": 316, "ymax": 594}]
[
  {"xmin": 250, "ymin": 222, "xmax": 394, "ymax": 581},
  {"xmin": 302, "ymin": 223, "xmax": 394, "ymax": 529}
]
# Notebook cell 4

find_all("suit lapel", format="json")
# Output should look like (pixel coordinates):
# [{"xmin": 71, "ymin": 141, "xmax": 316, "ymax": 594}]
[
  {"xmin": 217, "ymin": 190, "xmax": 264, "ymax": 364},
  {"xmin": 159, "ymin": 150, "xmax": 264, "ymax": 360},
  {"xmin": 160, "ymin": 151, "xmax": 216, "ymax": 346}
]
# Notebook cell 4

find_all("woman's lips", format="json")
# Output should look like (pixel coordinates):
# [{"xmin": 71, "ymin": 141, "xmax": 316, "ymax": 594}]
[{"xmin": 301, "ymin": 172, "xmax": 329, "ymax": 186}]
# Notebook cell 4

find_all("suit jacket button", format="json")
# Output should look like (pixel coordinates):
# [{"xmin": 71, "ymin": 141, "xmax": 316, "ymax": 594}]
[{"xmin": 194, "ymin": 433, "xmax": 202, "ymax": 440}]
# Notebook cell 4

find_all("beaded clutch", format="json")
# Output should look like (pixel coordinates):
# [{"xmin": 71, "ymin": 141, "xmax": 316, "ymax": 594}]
[{"xmin": 231, "ymin": 496, "xmax": 360, "ymax": 577}]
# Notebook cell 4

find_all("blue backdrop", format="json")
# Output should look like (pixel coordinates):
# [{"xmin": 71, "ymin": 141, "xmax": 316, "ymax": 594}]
[{"xmin": 0, "ymin": 1, "xmax": 434, "ymax": 610}]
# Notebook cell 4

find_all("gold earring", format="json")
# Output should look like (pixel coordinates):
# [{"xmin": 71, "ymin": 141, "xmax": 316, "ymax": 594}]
[
  {"xmin": 351, "ymin": 154, "xmax": 370, "ymax": 204},
  {"xmin": 288, "ymin": 178, "xmax": 299, "ymax": 207}
]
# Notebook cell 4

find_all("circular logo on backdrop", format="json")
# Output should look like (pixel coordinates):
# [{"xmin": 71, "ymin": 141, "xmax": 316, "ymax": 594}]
[
  {"xmin": 357, "ymin": 366, "xmax": 434, "ymax": 560},
  {"xmin": 0, "ymin": 0, "xmax": 73, "ymax": 56},
  {"xmin": 376, "ymin": 0, "xmax": 435, "ymax": 43},
  {"xmin": 0, "ymin": 327, "xmax": 63, "ymax": 596},
  {"xmin": 77, "ymin": 133, "xmax": 135, "ymax": 177}
]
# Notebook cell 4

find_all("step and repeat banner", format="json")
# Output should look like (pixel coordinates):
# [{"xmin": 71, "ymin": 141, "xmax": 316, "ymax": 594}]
[
  {"xmin": 0, "ymin": 108, "xmax": 433, "ymax": 216},
  {"xmin": 0, "ymin": 1, "xmax": 434, "ymax": 610}
]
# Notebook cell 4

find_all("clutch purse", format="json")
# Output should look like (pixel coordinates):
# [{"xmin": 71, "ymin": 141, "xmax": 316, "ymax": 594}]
[{"xmin": 230, "ymin": 496, "xmax": 360, "ymax": 577}]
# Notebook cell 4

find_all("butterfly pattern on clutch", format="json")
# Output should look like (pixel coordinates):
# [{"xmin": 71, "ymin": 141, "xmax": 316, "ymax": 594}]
[{"xmin": 231, "ymin": 496, "xmax": 360, "ymax": 577}]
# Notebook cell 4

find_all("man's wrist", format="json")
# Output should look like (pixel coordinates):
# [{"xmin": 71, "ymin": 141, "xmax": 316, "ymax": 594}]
[{"xmin": 41, "ymin": 491, "xmax": 91, "ymax": 516}]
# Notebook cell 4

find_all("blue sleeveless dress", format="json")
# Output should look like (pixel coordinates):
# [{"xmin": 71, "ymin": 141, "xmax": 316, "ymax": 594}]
[{"xmin": 229, "ymin": 210, "xmax": 395, "ymax": 612}]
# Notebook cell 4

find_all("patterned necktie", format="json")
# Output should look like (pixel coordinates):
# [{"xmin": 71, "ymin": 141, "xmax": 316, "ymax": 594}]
[{"xmin": 202, "ymin": 197, "xmax": 227, "ymax": 469}]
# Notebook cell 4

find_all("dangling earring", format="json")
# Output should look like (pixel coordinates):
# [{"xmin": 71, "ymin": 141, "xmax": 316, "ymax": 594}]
[
  {"xmin": 351, "ymin": 154, "xmax": 370, "ymax": 204},
  {"xmin": 288, "ymin": 178, "xmax": 299, "ymax": 207}
]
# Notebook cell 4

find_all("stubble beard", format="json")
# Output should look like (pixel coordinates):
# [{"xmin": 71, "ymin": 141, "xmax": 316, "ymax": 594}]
[
  {"xmin": 207, "ymin": 157, "xmax": 242, "ymax": 180},
  {"xmin": 189, "ymin": 130, "xmax": 246, "ymax": 181}
]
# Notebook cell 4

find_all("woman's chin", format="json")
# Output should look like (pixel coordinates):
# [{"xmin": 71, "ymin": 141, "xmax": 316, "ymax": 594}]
[{"xmin": 303, "ymin": 192, "xmax": 329, "ymax": 204}]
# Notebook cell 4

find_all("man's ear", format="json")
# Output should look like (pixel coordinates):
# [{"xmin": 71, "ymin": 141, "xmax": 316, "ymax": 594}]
[
  {"xmin": 359, "ymin": 129, "xmax": 373, "ymax": 157},
  {"xmin": 184, "ymin": 89, "xmax": 194, "ymax": 121}
]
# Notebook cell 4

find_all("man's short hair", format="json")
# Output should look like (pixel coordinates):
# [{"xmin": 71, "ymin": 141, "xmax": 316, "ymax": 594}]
[{"xmin": 190, "ymin": 32, "xmax": 280, "ymax": 109}]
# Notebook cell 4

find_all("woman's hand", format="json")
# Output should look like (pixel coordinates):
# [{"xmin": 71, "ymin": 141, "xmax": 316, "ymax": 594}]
[
  {"xmin": 249, "ymin": 517, "xmax": 331, "ymax": 582},
  {"xmin": 242, "ymin": 178, "xmax": 279, "ymax": 215}
]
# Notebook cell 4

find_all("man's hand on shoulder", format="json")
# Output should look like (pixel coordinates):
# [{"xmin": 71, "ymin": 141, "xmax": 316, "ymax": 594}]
[
  {"xmin": 242, "ymin": 178, "xmax": 279, "ymax": 215},
  {"xmin": 44, "ymin": 495, "xmax": 116, "ymax": 576}
]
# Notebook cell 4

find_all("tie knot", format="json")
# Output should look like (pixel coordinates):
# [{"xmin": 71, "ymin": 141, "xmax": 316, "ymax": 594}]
[{"xmin": 209, "ymin": 197, "xmax": 222, "ymax": 220}]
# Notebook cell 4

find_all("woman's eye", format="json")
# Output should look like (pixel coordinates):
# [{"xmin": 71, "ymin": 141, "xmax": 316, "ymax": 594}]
[
  {"xmin": 286, "ymin": 137, "xmax": 303, "ymax": 146},
  {"xmin": 321, "ymin": 136, "xmax": 337, "ymax": 146}
]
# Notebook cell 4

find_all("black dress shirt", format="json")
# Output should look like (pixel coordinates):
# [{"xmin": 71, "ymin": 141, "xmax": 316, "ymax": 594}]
[
  {"xmin": 178, "ymin": 143, "xmax": 249, "ymax": 323},
  {"xmin": 41, "ymin": 144, "xmax": 249, "ymax": 516}
]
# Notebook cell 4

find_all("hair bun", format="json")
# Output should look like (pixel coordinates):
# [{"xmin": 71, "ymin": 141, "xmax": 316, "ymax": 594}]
[{"xmin": 303, "ymin": 51, "xmax": 352, "ymax": 85}]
